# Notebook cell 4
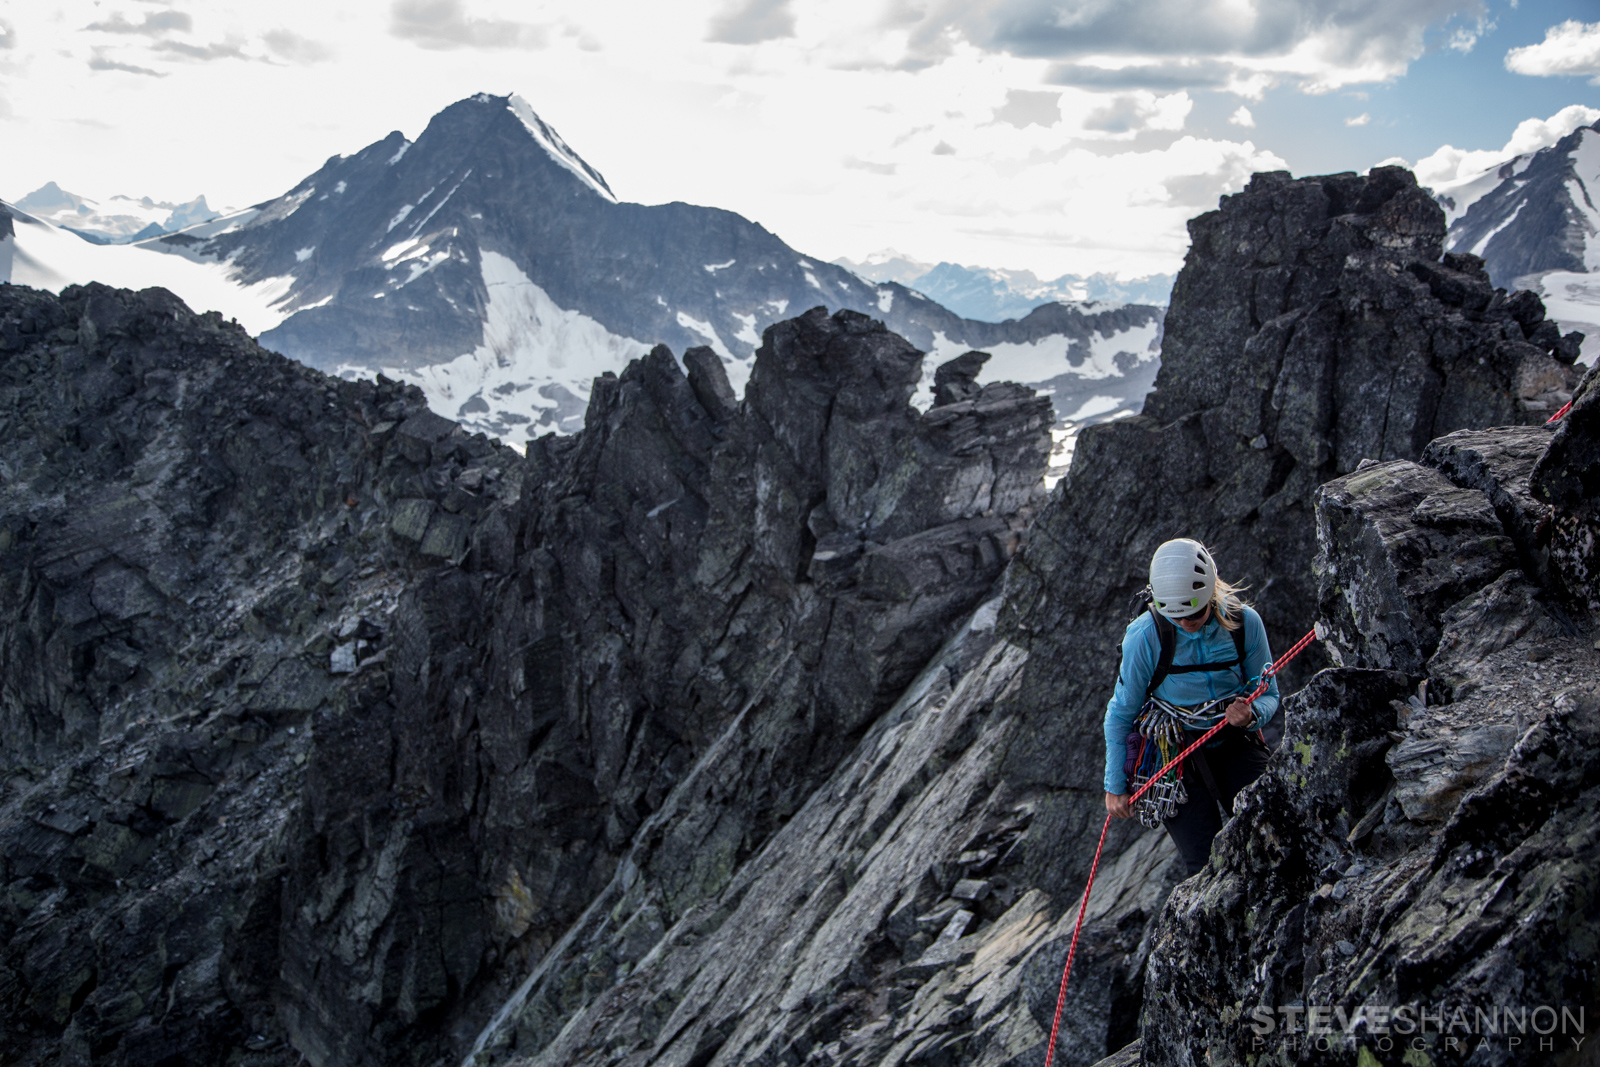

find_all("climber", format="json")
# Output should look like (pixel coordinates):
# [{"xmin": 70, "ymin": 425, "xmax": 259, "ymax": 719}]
[{"xmin": 1101, "ymin": 539, "xmax": 1279, "ymax": 876}]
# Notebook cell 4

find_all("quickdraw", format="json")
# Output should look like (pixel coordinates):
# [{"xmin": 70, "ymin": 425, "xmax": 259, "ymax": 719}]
[
  {"xmin": 1040, "ymin": 621, "xmax": 1326, "ymax": 1067},
  {"xmin": 1128, "ymin": 695, "xmax": 1242, "ymax": 827}
]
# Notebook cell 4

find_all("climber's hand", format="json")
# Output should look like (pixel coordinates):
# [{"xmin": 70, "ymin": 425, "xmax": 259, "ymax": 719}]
[
  {"xmin": 1225, "ymin": 698, "xmax": 1255, "ymax": 728},
  {"xmin": 1105, "ymin": 792, "xmax": 1133, "ymax": 819}
]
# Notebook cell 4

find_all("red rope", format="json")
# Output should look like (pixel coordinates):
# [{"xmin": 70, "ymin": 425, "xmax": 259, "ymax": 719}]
[
  {"xmin": 1040, "ymin": 623, "xmax": 1323, "ymax": 1067},
  {"xmin": 1547, "ymin": 399, "xmax": 1574, "ymax": 424}
]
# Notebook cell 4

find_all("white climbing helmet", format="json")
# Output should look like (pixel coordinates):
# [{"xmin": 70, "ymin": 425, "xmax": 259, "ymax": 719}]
[{"xmin": 1149, "ymin": 538, "xmax": 1217, "ymax": 619}]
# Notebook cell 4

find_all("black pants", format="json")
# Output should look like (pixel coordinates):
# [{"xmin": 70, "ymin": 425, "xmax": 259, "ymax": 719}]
[{"xmin": 1164, "ymin": 727, "xmax": 1269, "ymax": 877}]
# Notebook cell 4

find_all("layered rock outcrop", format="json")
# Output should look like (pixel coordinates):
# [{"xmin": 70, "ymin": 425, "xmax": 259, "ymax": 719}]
[{"xmin": 1, "ymin": 162, "xmax": 1589, "ymax": 1067}]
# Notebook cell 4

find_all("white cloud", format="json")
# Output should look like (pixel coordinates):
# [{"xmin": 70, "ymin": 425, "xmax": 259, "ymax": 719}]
[
  {"xmin": 0, "ymin": 0, "xmax": 1373, "ymax": 283},
  {"xmin": 263, "ymin": 29, "xmax": 334, "ymax": 64},
  {"xmin": 992, "ymin": 88, "xmax": 1060, "ymax": 129},
  {"xmin": 1412, "ymin": 103, "xmax": 1600, "ymax": 188},
  {"xmin": 390, "ymin": 0, "xmax": 549, "ymax": 50},
  {"xmin": 1229, "ymin": 106, "xmax": 1255, "ymax": 128},
  {"xmin": 900, "ymin": 0, "xmax": 1487, "ymax": 93},
  {"xmin": 1082, "ymin": 91, "xmax": 1192, "ymax": 136},
  {"xmin": 1505, "ymin": 20, "xmax": 1600, "ymax": 84},
  {"xmin": 1345, "ymin": 112, "xmax": 1370, "ymax": 127},
  {"xmin": 708, "ymin": 0, "xmax": 795, "ymax": 44},
  {"xmin": 84, "ymin": 11, "xmax": 194, "ymax": 37}
]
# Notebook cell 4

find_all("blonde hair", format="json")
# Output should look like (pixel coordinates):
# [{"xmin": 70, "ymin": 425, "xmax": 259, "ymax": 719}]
[{"xmin": 1211, "ymin": 577, "xmax": 1249, "ymax": 630}]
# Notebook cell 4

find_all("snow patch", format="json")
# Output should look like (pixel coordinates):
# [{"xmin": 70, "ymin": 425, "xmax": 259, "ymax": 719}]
[
  {"xmin": 877, "ymin": 288, "xmax": 894, "ymax": 313},
  {"xmin": 386, "ymin": 205, "xmax": 414, "ymax": 233},
  {"xmin": 804, "ymin": 270, "xmax": 823, "ymax": 291},
  {"xmin": 1062, "ymin": 395, "xmax": 1125, "ymax": 421},
  {"xmin": 411, "ymin": 170, "xmax": 471, "ymax": 233},
  {"xmin": 767, "ymin": 298, "xmax": 789, "ymax": 314},
  {"xmin": 1434, "ymin": 161, "xmax": 1520, "ymax": 227},
  {"xmin": 923, "ymin": 321, "xmax": 1161, "ymax": 386},
  {"xmin": 676, "ymin": 311, "xmax": 734, "ymax": 360},
  {"xmin": 732, "ymin": 311, "xmax": 761, "ymax": 348},
  {"xmin": 334, "ymin": 180, "xmax": 347, "ymax": 195},
  {"xmin": 1, "ymin": 206, "xmax": 298, "ymax": 335},
  {"xmin": 704, "ymin": 259, "xmax": 736, "ymax": 273},
  {"xmin": 506, "ymin": 95, "xmax": 617, "ymax": 203},
  {"xmin": 373, "ymin": 251, "xmax": 649, "ymax": 440},
  {"xmin": 388, "ymin": 142, "xmax": 411, "ymax": 165},
  {"xmin": 295, "ymin": 246, "xmax": 315, "ymax": 262},
  {"xmin": 1533, "ymin": 270, "xmax": 1600, "ymax": 365},
  {"xmin": 399, "ymin": 249, "xmax": 451, "ymax": 287},
  {"xmin": 382, "ymin": 238, "xmax": 425, "ymax": 263},
  {"xmin": 1470, "ymin": 199, "xmax": 1527, "ymax": 256},
  {"xmin": 155, "ymin": 206, "xmax": 263, "ymax": 242}
]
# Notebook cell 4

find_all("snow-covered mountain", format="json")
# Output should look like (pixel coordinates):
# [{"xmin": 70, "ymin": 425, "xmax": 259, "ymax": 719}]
[
  {"xmin": 0, "ymin": 200, "xmax": 302, "ymax": 334},
  {"xmin": 12, "ymin": 182, "xmax": 222, "ymax": 244},
  {"xmin": 2, "ymin": 93, "xmax": 1163, "ymax": 443},
  {"xmin": 833, "ymin": 250, "xmax": 1174, "ymax": 321},
  {"xmin": 1436, "ymin": 120, "xmax": 1600, "ymax": 361}
]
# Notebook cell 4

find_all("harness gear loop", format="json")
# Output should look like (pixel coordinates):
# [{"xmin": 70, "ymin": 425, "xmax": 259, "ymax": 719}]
[{"xmin": 1040, "ymin": 623, "xmax": 1323, "ymax": 1067}]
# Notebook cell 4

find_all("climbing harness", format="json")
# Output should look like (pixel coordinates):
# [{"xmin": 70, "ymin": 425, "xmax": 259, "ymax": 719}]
[
  {"xmin": 1040, "ymin": 621, "xmax": 1326, "ymax": 1067},
  {"xmin": 1126, "ymin": 696, "xmax": 1230, "ymax": 828},
  {"xmin": 1547, "ymin": 399, "xmax": 1574, "ymax": 424}
]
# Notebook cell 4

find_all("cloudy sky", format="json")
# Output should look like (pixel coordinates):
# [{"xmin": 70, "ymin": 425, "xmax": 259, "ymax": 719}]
[{"xmin": 1, "ymin": 0, "xmax": 1598, "ymax": 279}]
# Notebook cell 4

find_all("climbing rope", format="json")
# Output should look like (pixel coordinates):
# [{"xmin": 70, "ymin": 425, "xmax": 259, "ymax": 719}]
[
  {"xmin": 1547, "ymin": 399, "xmax": 1574, "ymax": 424},
  {"xmin": 1040, "ymin": 621, "xmax": 1326, "ymax": 1067}
]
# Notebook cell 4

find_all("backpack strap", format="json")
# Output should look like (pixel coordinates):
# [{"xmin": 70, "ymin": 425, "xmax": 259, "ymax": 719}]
[
  {"xmin": 1143, "ymin": 605, "xmax": 1175, "ymax": 700},
  {"xmin": 1230, "ymin": 613, "xmax": 1247, "ymax": 684},
  {"xmin": 1144, "ymin": 605, "xmax": 1249, "ymax": 699}
]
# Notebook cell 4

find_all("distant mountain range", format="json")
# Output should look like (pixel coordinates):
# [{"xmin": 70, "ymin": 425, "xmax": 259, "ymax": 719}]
[
  {"xmin": 1, "ymin": 94, "xmax": 1162, "ymax": 450},
  {"xmin": 834, "ymin": 250, "xmax": 1174, "ymax": 321},
  {"xmin": 12, "ymin": 182, "xmax": 223, "ymax": 244},
  {"xmin": 1434, "ymin": 119, "xmax": 1599, "ymax": 362}
]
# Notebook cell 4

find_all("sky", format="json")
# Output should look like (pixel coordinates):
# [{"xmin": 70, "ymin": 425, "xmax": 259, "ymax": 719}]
[{"xmin": 1, "ymin": 0, "xmax": 1598, "ymax": 280}]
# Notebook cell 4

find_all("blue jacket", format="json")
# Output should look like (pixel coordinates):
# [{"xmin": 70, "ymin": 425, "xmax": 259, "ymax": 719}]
[{"xmin": 1102, "ymin": 605, "xmax": 1278, "ymax": 794}]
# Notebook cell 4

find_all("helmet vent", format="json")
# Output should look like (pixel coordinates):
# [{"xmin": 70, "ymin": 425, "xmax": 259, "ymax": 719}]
[{"xmin": 1192, "ymin": 581, "xmax": 1205, "ymax": 589}]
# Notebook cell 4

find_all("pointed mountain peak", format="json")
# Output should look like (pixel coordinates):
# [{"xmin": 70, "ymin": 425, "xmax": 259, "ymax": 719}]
[
  {"xmin": 466, "ymin": 92, "xmax": 617, "ymax": 202},
  {"xmin": 16, "ymin": 182, "xmax": 92, "ymax": 214}
]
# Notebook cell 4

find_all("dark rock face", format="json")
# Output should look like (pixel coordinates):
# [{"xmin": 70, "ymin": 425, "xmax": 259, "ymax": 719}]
[
  {"xmin": 1140, "ymin": 417, "xmax": 1599, "ymax": 1066},
  {"xmin": 0, "ymin": 280, "xmax": 525, "ymax": 1066},
  {"xmin": 0, "ymin": 285, "xmax": 1049, "ymax": 1066},
  {"xmin": 1139, "ymin": 167, "xmax": 1578, "ymax": 671},
  {"xmin": 1533, "ymin": 364, "xmax": 1600, "ymax": 616}
]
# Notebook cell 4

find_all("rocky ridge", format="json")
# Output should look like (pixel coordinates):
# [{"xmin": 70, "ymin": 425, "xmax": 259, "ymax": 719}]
[
  {"xmin": 0, "ymin": 162, "xmax": 1592, "ymax": 1067},
  {"xmin": 0, "ymin": 282, "xmax": 1050, "ymax": 1065}
]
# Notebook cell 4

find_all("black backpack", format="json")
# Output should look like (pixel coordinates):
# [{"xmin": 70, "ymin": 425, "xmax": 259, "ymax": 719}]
[{"xmin": 1122, "ymin": 587, "xmax": 1248, "ymax": 701}]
